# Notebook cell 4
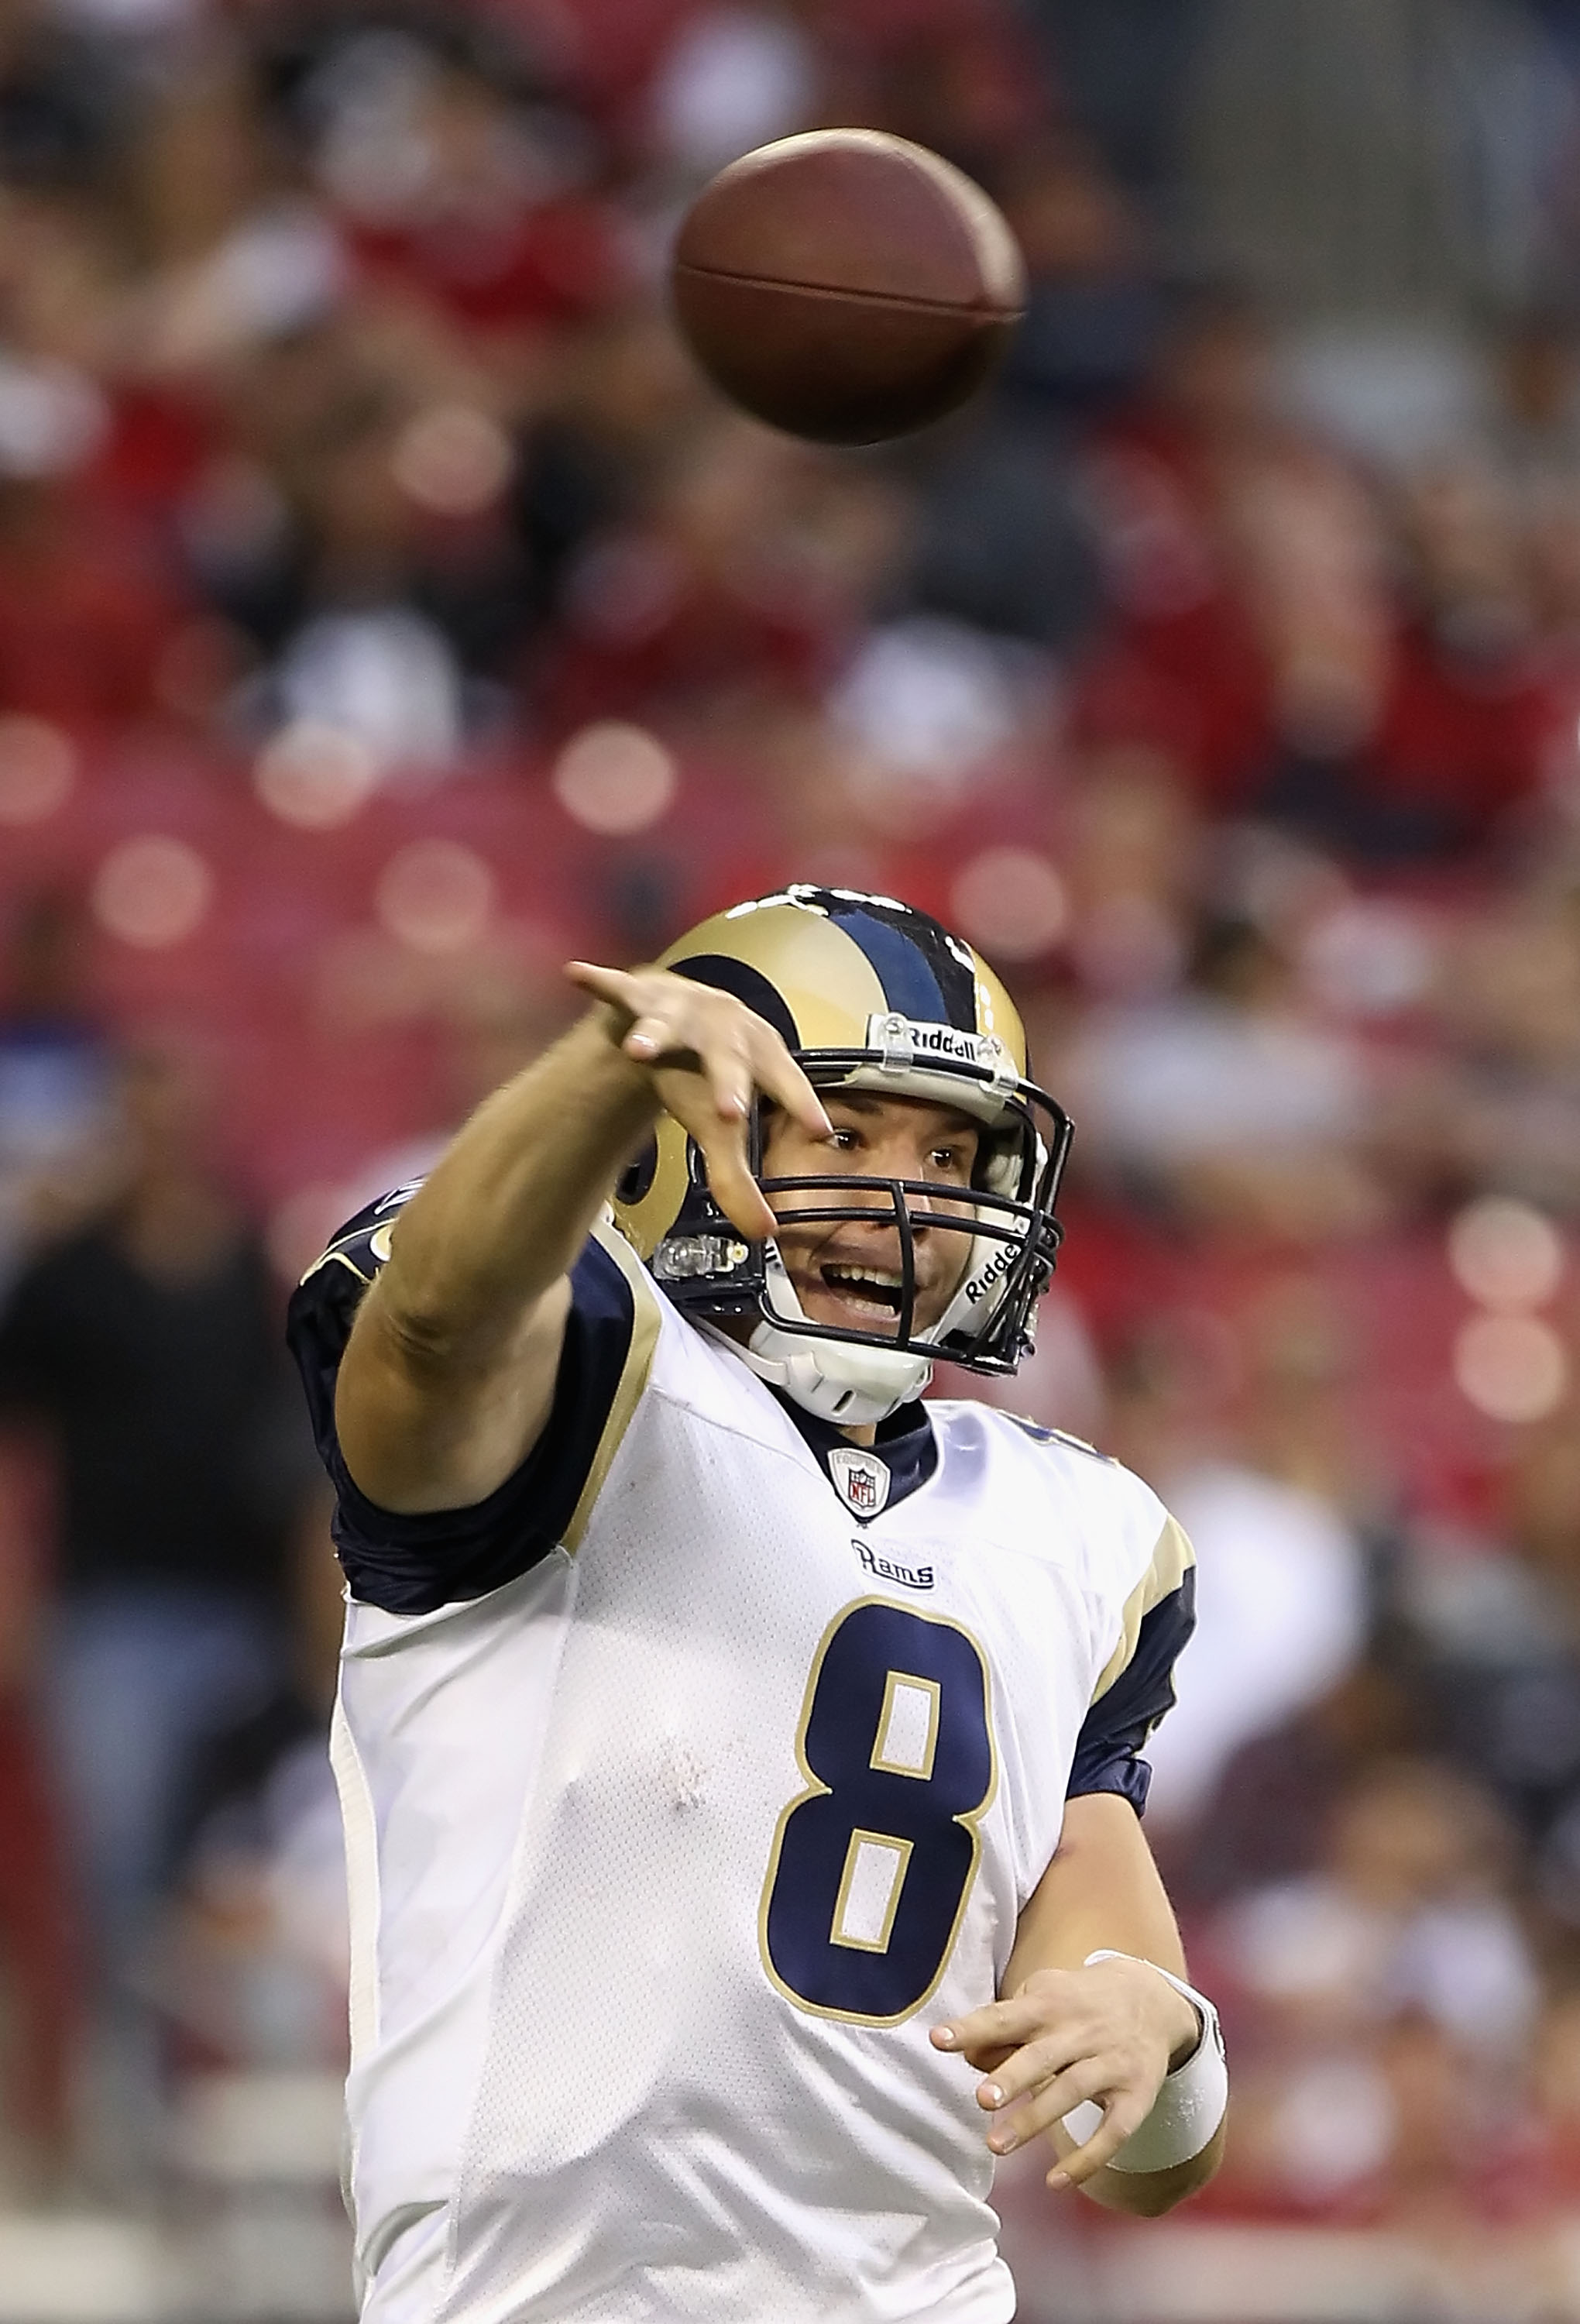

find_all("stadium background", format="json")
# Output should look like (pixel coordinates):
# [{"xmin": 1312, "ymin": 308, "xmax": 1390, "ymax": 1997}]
[{"xmin": 3, "ymin": 0, "xmax": 1580, "ymax": 2317}]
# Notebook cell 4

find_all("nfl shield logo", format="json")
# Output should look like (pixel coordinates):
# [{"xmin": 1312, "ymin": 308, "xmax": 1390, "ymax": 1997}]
[{"xmin": 827, "ymin": 1447, "xmax": 891, "ymax": 1519}]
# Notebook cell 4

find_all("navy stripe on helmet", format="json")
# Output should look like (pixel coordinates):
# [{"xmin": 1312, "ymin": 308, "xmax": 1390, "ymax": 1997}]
[
  {"xmin": 828, "ymin": 906, "xmax": 977, "ymax": 1031},
  {"xmin": 671, "ymin": 954, "xmax": 800, "ymax": 1048}
]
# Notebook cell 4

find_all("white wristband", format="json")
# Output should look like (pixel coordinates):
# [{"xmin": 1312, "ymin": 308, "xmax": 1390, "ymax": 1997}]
[{"xmin": 1060, "ymin": 1951, "xmax": 1228, "ymax": 2174}]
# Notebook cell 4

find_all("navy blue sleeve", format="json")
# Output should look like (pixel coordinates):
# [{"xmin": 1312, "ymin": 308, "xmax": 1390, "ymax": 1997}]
[
  {"xmin": 284, "ymin": 1190, "xmax": 641, "ymax": 1615},
  {"xmin": 1066, "ymin": 1566, "xmax": 1197, "ymax": 1817}
]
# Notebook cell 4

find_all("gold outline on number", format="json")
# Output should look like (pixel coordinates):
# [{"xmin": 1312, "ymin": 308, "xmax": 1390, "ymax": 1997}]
[
  {"xmin": 830, "ymin": 1830, "xmax": 914, "ymax": 1953},
  {"xmin": 757, "ymin": 1593, "xmax": 999, "ymax": 2028},
  {"xmin": 870, "ymin": 1670, "xmax": 940, "ymax": 1780}
]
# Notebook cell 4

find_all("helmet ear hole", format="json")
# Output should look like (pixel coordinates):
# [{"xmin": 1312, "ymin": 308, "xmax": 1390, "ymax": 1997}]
[
  {"xmin": 973, "ymin": 1122, "xmax": 1025, "ymax": 1199},
  {"xmin": 617, "ymin": 1139, "xmax": 658, "ymax": 1208}
]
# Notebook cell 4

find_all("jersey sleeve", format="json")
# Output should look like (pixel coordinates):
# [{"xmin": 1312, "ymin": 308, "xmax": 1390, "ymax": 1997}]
[
  {"xmin": 284, "ymin": 1188, "xmax": 660, "ymax": 1615},
  {"xmin": 1066, "ymin": 1514, "xmax": 1196, "ymax": 1816}
]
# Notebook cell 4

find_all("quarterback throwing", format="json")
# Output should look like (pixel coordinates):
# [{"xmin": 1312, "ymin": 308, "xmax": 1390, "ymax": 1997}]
[{"xmin": 288, "ymin": 886, "xmax": 1226, "ymax": 2324}]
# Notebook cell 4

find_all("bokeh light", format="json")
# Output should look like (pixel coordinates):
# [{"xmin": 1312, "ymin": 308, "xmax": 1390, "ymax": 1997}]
[
  {"xmin": 91, "ymin": 837, "xmax": 213, "ymax": 949},
  {"xmin": 254, "ymin": 721, "xmax": 380, "ymax": 830},
  {"xmin": 375, "ymin": 840, "xmax": 495, "ymax": 954},
  {"xmin": 0, "ymin": 717, "xmax": 76, "ymax": 824},
  {"xmin": 551, "ymin": 722, "xmax": 678, "ymax": 835},
  {"xmin": 948, "ymin": 847, "xmax": 1069, "ymax": 961},
  {"xmin": 1453, "ymin": 1312, "xmax": 1569, "ymax": 1423},
  {"xmin": 392, "ymin": 405, "xmax": 514, "ymax": 517},
  {"xmin": 1448, "ymin": 1196, "xmax": 1565, "ymax": 1312}
]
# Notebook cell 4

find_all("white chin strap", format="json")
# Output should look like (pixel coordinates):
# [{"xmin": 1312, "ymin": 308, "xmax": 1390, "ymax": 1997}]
[{"xmin": 733, "ymin": 1246, "xmax": 933, "ymax": 1425}]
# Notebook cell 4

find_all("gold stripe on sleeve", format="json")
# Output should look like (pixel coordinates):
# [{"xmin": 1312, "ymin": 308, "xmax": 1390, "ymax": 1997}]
[
  {"xmin": 562, "ymin": 1220, "xmax": 663, "ymax": 1552},
  {"xmin": 1088, "ymin": 1514, "xmax": 1195, "ymax": 1706},
  {"xmin": 297, "ymin": 1247, "xmax": 371, "ymax": 1290}
]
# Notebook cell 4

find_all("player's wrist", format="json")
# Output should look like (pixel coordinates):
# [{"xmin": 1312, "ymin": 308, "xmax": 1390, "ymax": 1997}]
[
  {"xmin": 1079, "ymin": 1948, "xmax": 1200, "ymax": 2064},
  {"xmin": 1159, "ymin": 1982, "xmax": 1204, "ymax": 2071},
  {"xmin": 580, "ymin": 1001, "xmax": 666, "ymax": 1107},
  {"xmin": 1068, "ymin": 1951, "xmax": 1228, "ymax": 2174}
]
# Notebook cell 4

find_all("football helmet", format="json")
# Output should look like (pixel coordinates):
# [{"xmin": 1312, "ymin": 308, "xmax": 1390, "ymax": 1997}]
[{"xmin": 613, "ymin": 885, "xmax": 1073, "ymax": 1425}]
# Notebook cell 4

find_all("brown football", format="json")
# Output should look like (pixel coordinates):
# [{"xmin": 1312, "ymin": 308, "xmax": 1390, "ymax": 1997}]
[{"xmin": 670, "ymin": 129, "xmax": 1026, "ymax": 445}]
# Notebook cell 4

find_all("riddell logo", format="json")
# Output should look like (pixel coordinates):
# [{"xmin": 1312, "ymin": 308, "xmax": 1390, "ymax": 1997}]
[
  {"xmin": 869, "ymin": 1014, "xmax": 1005, "ymax": 1070},
  {"xmin": 965, "ymin": 1243, "xmax": 1016, "ymax": 1304}
]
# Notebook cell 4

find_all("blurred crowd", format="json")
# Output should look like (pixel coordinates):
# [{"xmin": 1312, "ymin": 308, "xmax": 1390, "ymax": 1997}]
[{"xmin": 5, "ymin": 0, "xmax": 1580, "ymax": 2294}]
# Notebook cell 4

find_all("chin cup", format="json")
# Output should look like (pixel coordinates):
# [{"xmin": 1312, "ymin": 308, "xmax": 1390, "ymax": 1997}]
[{"xmin": 730, "ymin": 1246, "xmax": 933, "ymax": 1425}]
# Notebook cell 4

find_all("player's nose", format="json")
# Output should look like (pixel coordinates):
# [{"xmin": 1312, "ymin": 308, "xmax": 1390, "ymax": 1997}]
[{"xmin": 865, "ymin": 1133, "xmax": 938, "ymax": 1181}]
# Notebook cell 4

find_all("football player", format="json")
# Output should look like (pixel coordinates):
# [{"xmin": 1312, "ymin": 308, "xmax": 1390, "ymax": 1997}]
[{"xmin": 288, "ymin": 887, "xmax": 1225, "ymax": 2324}]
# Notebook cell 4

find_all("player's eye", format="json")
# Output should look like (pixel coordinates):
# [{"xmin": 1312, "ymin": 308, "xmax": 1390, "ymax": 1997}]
[
  {"xmin": 930, "ymin": 1146, "xmax": 968, "ymax": 1174},
  {"xmin": 827, "ymin": 1126, "xmax": 860, "ymax": 1151}
]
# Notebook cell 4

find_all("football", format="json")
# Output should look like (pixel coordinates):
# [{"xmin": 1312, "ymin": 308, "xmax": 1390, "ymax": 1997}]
[{"xmin": 670, "ymin": 129, "xmax": 1026, "ymax": 445}]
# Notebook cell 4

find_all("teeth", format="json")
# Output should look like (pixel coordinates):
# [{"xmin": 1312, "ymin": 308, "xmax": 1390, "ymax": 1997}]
[{"xmin": 820, "ymin": 1262, "xmax": 904, "ymax": 1318}]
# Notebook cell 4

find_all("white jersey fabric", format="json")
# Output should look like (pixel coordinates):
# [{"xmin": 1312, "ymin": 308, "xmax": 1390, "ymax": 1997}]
[{"xmin": 304, "ymin": 1219, "xmax": 1191, "ymax": 2324}]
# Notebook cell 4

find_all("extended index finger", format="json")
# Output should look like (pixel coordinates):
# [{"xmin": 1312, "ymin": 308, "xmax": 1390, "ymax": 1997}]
[
  {"xmin": 746, "ymin": 1025, "xmax": 832, "ymax": 1142},
  {"xmin": 565, "ymin": 959, "xmax": 640, "ymax": 1012}
]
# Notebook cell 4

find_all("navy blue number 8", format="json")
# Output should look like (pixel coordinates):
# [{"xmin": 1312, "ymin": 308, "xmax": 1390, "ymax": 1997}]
[{"xmin": 761, "ymin": 1600, "xmax": 995, "ymax": 2024}]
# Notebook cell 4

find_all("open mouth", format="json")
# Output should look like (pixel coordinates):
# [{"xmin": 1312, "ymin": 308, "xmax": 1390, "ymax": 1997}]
[{"xmin": 819, "ymin": 1263, "xmax": 905, "ymax": 1318}]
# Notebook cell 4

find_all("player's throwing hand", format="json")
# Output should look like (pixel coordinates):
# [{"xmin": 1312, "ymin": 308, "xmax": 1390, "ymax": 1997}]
[
  {"xmin": 567, "ymin": 960, "xmax": 833, "ymax": 1242},
  {"xmin": 932, "ymin": 1954, "xmax": 1202, "ymax": 2188}
]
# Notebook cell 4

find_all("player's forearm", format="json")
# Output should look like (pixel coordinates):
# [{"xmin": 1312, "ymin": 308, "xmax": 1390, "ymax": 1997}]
[
  {"xmin": 1002, "ymin": 1794, "xmax": 1189, "ymax": 1996},
  {"xmin": 375, "ymin": 1009, "xmax": 657, "ymax": 1364},
  {"xmin": 1008, "ymin": 1796, "xmax": 1221, "ymax": 2215}
]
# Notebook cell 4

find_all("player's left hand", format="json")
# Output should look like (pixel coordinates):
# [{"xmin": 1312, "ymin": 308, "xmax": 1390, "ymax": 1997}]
[{"xmin": 930, "ymin": 1956, "xmax": 1200, "ymax": 2189}]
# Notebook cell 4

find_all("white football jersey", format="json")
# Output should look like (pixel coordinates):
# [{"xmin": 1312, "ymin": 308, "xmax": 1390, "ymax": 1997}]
[{"xmin": 290, "ymin": 1207, "xmax": 1193, "ymax": 2324}]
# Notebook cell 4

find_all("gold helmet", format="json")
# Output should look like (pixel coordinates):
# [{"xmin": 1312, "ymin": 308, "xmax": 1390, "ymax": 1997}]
[{"xmin": 613, "ymin": 884, "xmax": 1073, "ymax": 1425}]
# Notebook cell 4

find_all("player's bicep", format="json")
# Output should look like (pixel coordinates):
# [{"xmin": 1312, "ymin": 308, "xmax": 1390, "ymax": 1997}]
[{"xmin": 335, "ymin": 1269, "xmax": 572, "ymax": 1514}]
